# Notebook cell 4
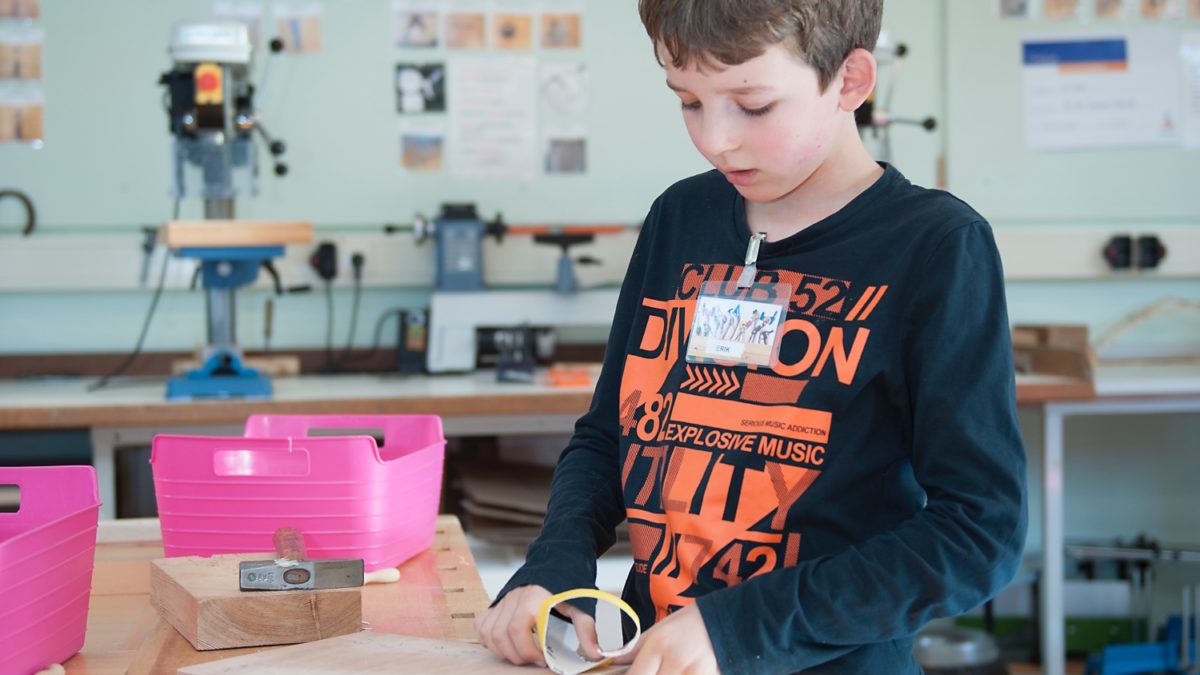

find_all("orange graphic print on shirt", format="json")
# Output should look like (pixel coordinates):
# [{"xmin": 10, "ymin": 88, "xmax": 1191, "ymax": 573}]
[{"xmin": 619, "ymin": 263, "xmax": 885, "ymax": 620}]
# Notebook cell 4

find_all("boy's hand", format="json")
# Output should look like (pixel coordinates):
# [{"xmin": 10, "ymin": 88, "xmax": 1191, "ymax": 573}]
[
  {"xmin": 613, "ymin": 603, "xmax": 718, "ymax": 675},
  {"xmin": 474, "ymin": 584, "xmax": 604, "ymax": 667}
]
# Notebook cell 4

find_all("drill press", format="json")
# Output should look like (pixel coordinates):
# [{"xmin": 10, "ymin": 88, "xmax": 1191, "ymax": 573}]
[{"xmin": 158, "ymin": 20, "xmax": 310, "ymax": 400}]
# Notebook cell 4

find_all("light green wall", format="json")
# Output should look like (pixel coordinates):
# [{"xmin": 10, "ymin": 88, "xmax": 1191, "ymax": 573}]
[{"xmin": 0, "ymin": 2, "xmax": 1197, "ymax": 565}]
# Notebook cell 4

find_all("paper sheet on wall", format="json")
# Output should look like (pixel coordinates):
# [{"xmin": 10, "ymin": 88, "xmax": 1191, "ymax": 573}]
[
  {"xmin": 1022, "ymin": 28, "xmax": 1182, "ymax": 150},
  {"xmin": 448, "ymin": 56, "xmax": 536, "ymax": 177},
  {"xmin": 1183, "ymin": 31, "xmax": 1200, "ymax": 149}
]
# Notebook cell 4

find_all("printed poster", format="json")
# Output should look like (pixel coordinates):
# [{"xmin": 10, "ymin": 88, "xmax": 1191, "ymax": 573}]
[
  {"xmin": 1022, "ymin": 29, "xmax": 1182, "ymax": 150},
  {"xmin": 448, "ymin": 56, "xmax": 536, "ymax": 177}
]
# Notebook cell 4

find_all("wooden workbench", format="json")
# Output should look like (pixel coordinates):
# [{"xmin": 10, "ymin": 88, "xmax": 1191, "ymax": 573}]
[
  {"xmin": 0, "ymin": 372, "xmax": 598, "ymax": 431},
  {"xmin": 65, "ymin": 515, "xmax": 490, "ymax": 675}
]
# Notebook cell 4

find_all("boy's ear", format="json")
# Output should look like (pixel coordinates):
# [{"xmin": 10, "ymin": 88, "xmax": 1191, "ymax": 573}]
[{"xmin": 837, "ymin": 48, "xmax": 877, "ymax": 112}]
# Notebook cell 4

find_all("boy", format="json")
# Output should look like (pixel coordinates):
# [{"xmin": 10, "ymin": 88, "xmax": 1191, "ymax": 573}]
[{"xmin": 476, "ymin": 1, "xmax": 1027, "ymax": 672}]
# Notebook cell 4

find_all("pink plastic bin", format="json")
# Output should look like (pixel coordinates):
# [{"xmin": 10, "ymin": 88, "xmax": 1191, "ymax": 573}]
[
  {"xmin": 0, "ymin": 466, "xmax": 100, "ymax": 675},
  {"xmin": 150, "ymin": 414, "xmax": 445, "ymax": 571}
]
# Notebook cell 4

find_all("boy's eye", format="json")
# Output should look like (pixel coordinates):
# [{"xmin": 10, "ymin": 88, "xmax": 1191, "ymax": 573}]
[
  {"xmin": 680, "ymin": 100, "xmax": 701, "ymax": 112},
  {"xmin": 740, "ymin": 103, "xmax": 775, "ymax": 117}
]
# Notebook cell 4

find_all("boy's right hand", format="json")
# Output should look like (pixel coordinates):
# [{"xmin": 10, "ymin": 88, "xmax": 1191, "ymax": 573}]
[{"xmin": 475, "ymin": 584, "xmax": 603, "ymax": 667}]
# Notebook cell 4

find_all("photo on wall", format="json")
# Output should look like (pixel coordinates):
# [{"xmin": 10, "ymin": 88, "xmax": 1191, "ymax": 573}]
[
  {"xmin": 997, "ymin": 0, "xmax": 1029, "ymax": 18},
  {"xmin": 1044, "ymin": 0, "xmax": 1082, "ymax": 19},
  {"xmin": 395, "ymin": 62, "xmax": 446, "ymax": 114},
  {"xmin": 274, "ymin": 3, "xmax": 323, "ymax": 53},
  {"xmin": 395, "ymin": 10, "xmax": 438, "ymax": 47},
  {"xmin": 1141, "ymin": 0, "xmax": 1181, "ymax": 16},
  {"xmin": 0, "ymin": 28, "xmax": 43, "ymax": 80},
  {"xmin": 0, "ymin": 0, "xmax": 39, "ymax": 19},
  {"xmin": 445, "ymin": 12, "xmax": 486, "ymax": 49},
  {"xmin": 1095, "ymin": 0, "xmax": 1131, "ymax": 18},
  {"xmin": 544, "ymin": 137, "xmax": 586, "ymax": 174},
  {"xmin": 541, "ymin": 12, "xmax": 581, "ymax": 49},
  {"xmin": 493, "ymin": 13, "xmax": 532, "ymax": 51},
  {"xmin": 400, "ymin": 129, "xmax": 445, "ymax": 171}
]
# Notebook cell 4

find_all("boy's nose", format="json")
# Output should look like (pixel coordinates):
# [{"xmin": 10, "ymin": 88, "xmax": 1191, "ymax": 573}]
[{"xmin": 696, "ymin": 117, "xmax": 739, "ymax": 157}]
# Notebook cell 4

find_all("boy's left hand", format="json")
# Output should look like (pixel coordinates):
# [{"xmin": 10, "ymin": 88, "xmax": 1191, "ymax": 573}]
[{"xmin": 612, "ymin": 603, "xmax": 718, "ymax": 674}]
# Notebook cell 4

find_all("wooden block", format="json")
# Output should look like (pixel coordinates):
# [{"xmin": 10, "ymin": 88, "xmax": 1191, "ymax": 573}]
[
  {"xmin": 160, "ymin": 220, "xmax": 314, "ymax": 248},
  {"xmin": 171, "ymin": 355, "xmax": 302, "ymax": 377},
  {"xmin": 150, "ymin": 554, "xmax": 361, "ymax": 650}
]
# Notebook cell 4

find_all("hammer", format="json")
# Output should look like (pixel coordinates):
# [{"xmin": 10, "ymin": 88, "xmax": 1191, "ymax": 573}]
[{"xmin": 239, "ymin": 527, "xmax": 399, "ymax": 591}]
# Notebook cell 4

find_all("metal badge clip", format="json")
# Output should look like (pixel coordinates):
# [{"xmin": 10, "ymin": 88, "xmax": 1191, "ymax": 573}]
[{"xmin": 737, "ymin": 232, "xmax": 767, "ymax": 288}]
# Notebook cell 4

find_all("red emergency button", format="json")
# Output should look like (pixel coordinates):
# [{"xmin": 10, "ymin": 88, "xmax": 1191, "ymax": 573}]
[
  {"xmin": 194, "ymin": 63, "xmax": 223, "ymax": 105},
  {"xmin": 197, "ymin": 71, "xmax": 218, "ymax": 91}
]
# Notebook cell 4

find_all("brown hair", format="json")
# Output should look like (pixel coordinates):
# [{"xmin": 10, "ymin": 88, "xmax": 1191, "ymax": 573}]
[{"xmin": 638, "ymin": 0, "xmax": 883, "ymax": 91}]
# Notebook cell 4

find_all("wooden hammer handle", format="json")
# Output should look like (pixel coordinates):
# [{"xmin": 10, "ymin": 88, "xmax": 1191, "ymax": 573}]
[{"xmin": 273, "ymin": 527, "xmax": 307, "ymax": 561}]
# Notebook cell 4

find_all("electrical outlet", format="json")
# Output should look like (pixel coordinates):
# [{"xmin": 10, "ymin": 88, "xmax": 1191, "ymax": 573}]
[{"xmin": 309, "ymin": 241, "xmax": 338, "ymax": 282}]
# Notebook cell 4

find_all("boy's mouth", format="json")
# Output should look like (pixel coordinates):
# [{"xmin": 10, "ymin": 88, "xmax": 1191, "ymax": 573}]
[{"xmin": 722, "ymin": 168, "xmax": 758, "ymax": 186}]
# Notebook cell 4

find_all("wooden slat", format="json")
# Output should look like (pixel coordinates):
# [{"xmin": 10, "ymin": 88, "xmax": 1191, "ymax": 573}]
[{"xmin": 160, "ymin": 220, "xmax": 313, "ymax": 248}]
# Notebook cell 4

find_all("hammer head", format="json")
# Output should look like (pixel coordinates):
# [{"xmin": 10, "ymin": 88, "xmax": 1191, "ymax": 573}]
[{"xmin": 239, "ymin": 558, "xmax": 364, "ymax": 591}]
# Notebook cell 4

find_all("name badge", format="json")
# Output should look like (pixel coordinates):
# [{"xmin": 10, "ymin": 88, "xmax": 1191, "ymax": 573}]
[{"xmin": 686, "ymin": 282, "xmax": 790, "ymax": 368}]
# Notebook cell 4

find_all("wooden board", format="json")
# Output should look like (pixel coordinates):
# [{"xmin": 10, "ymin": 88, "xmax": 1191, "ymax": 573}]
[
  {"xmin": 177, "ymin": 632, "xmax": 521, "ymax": 674},
  {"xmin": 160, "ymin": 220, "xmax": 313, "ymax": 248},
  {"xmin": 150, "ymin": 554, "xmax": 361, "ymax": 650},
  {"xmin": 178, "ymin": 632, "xmax": 627, "ymax": 675}
]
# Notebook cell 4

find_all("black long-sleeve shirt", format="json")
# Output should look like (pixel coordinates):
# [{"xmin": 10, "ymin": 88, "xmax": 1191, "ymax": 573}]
[{"xmin": 498, "ymin": 164, "xmax": 1028, "ymax": 674}]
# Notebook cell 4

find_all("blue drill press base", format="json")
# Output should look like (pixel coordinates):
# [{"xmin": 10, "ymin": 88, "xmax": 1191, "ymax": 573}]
[{"xmin": 165, "ymin": 352, "xmax": 272, "ymax": 401}]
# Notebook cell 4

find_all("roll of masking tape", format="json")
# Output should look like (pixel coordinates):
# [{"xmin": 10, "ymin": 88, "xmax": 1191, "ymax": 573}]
[{"xmin": 535, "ymin": 588, "xmax": 642, "ymax": 675}]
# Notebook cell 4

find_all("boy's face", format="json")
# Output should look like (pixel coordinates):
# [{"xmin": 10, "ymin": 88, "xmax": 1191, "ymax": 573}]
[{"xmin": 663, "ymin": 44, "xmax": 844, "ymax": 203}]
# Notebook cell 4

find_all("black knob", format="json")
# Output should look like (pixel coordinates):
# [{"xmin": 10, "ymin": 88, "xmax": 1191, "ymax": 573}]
[
  {"xmin": 270, "ymin": 38, "xmax": 284, "ymax": 53},
  {"xmin": 269, "ymin": 140, "xmax": 286, "ymax": 156},
  {"xmin": 274, "ymin": 163, "xmax": 289, "ymax": 177},
  {"xmin": 1135, "ymin": 235, "xmax": 1166, "ymax": 270},
  {"xmin": 1102, "ymin": 235, "xmax": 1133, "ymax": 270}
]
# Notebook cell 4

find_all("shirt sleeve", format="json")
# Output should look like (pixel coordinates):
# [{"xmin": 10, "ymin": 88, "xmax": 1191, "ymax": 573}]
[
  {"xmin": 696, "ymin": 221, "xmax": 1029, "ymax": 673},
  {"xmin": 494, "ymin": 200, "xmax": 661, "ymax": 601}
]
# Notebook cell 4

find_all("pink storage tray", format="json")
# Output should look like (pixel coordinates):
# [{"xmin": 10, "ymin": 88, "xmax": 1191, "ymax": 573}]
[
  {"xmin": 0, "ymin": 466, "xmax": 100, "ymax": 675},
  {"xmin": 150, "ymin": 414, "xmax": 445, "ymax": 572}
]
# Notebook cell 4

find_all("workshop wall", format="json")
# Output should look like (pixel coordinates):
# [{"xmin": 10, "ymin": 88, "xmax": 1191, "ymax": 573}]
[{"xmin": 0, "ymin": 2, "xmax": 1197, "ymax": 566}]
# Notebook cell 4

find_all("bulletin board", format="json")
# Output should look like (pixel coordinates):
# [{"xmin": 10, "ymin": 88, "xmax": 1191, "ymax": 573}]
[{"xmin": 944, "ymin": 1, "xmax": 1200, "ymax": 224}]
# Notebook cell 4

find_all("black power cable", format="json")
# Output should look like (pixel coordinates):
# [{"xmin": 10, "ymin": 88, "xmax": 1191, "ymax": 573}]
[
  {"xmin": 89, "ymin": 200, "xmax": 181, "ymax": 391},
  {"xmin": 0, "ymin": 189, "xmax": 36, "ymax": 236}
]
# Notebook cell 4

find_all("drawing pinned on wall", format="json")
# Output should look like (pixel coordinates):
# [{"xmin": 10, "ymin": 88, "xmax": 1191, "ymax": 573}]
[
  {"xmin": 1095, "ymin": 0, "xmax": 1132, "ymax": 18},
  {"xmin": 540, "ymin": 61, "xmax": 587, "ymax": 119},
  {"xmin": 393, "ymin": 0, "xmax": 439, "ymax": 48},
  {"xmin": 997, "ymin": 0, "xmax": 1030, "ymax": 18},
  {"xmin": 445, "ymin": 11, "xmax": 486, "ymax": 49},
  {"xmin": 1141, "ymin": 0, "xmax": 1182, "ymax": 17},
  {"xmin": 1191, "ymin": 0, "xmax": 1200, "ymax": 17},
  {"xmin": 398, "ymin": 121, "xmax": 446, "ymax": 171},
  {"xmin": 541, "ymin": 11, "xmax": 582, "ymax": 49},
  {"xmin": 274, "ymin": 3, "xmax": 322, "ymax": 53},
  {"xmin": 1044, "ymin": 0, "xmax": 1082, "ymax": 19},
  {"xmin": 395, "ymin": 62, "xmax": 446, "ymax": 113},
  {"xmin": 544, "ymin": 135, "xmax": 586, "ymax": 174},
  {"xmin": 214, "ymin": 2, "xmax": 264, "ymax": 47},
  {"xmin": 493, "ymin": 13, "xmax": 533, "ymax": 51}
]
